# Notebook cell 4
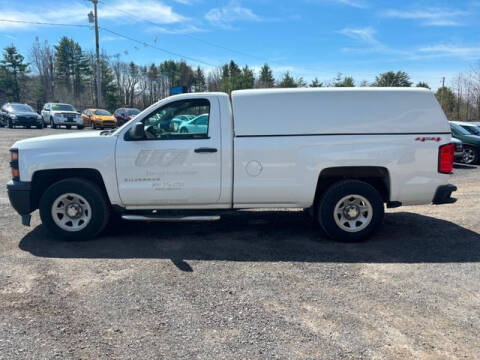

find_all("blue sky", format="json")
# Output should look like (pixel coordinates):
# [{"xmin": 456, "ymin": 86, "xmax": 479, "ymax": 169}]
[{"xmin": 0, "ymin": 0, "xmax": 479, "ymax": 88}]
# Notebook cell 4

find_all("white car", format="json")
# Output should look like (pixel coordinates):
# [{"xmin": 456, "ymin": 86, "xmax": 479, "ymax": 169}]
[
  {"xmin": 41, "ymin": 103, "xmax": 84, "ymax": 129},
  {"xmin": 7, "ymin": 88, "xmax": 456, "ymax": 242}
]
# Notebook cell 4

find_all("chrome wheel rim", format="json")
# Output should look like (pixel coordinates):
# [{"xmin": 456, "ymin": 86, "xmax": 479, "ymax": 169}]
[
  {"xmin": 334, "ymin": 194, "xmax": 373, "ymax": 233},
  {"xmin": 51, "ymin": 193, "xmax": 92, "ymax": 232},
  {"xmin": 463, "ymin": 148, "xmax": 475, "ymax": 164}
]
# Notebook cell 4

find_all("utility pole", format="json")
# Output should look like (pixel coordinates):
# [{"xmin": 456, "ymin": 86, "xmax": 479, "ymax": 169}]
[
  {"xmin": 88, "ymin": 0, "xmax": 102, "ymax": 108},
  {"xmin": 440, "ymin": 76, "xmax": 445, "ymax": 109}
]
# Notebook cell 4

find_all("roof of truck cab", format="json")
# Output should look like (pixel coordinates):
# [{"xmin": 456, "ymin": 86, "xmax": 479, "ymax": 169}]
[{"xmin": 232, "ymin": 87, "xmax": 432, "ymax": 96}]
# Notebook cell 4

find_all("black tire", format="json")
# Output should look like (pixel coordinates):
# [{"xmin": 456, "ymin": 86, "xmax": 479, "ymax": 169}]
[
  {"xmin": 77, "ymin": 125, "xmax": 84, "ymax": 130},
  {"xmin": 39, "ymin": 178, "xmax": 110, "ymax": 240},
  {"xmin": 462, "ymin": 146, "xmax": 478, "ymax": 165},
  {"xmin": 180, "ymin": 127, "xmax": 188, "ymax": 133},
  {"xmin": 50, "ymin": 117, "xmax": 57, "ymax": 129},
  {"xmin": 91, "ymin": 121, "xmax": 96, "ymax": 129},
  {"xmin": 66, "ymin": 125, "xmax": 71, "ymax": 129},
  {"xmin": 8, "ymin": 120, "xmax": 13, "ymax": 129},
  {"xmin": 317, "ymin": 180, "xmax": 384, "ymax": 242}
]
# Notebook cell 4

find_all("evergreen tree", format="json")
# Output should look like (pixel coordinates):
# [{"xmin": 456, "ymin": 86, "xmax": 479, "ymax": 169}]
[
  {"xmin": 0, "ymin": 45, "xmax": 29, "ymax": 102},
  {"xmin": 416, "ymin": 81, "xmax": 430, "ymax": 89},
  {"xmin": 258, "ymin": 63, "xmax": 274, "ymax": 88},
  {"xmin": 373, "ymin": 71, "xmax": 412, "ymax": 87},
  {"xmin": 54, "ymin": 37, "xmax": 90, "ymax": 100},
  {"xmin": 310, "ymin": 78, "xmax": 323, "ymax": 87},
  {"xmin": 193, "ymin": 66, "xmax": 206, "ymax": 92},
  {"xmin": 240, "ymin": 65, "xmax": 255, "ymax": 89},
  {"xmin": 278, "ymin": 72, "xmax": 297, "ymax": 88}
]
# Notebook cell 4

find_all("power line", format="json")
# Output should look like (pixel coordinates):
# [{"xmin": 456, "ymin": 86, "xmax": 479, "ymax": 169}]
[
  {"xmin": 100, "ymin": 26, "xmax": 219, "ymax": 67},
  {"xmin": 96, "ymin": 0, "xmax": 265, "ymax": 62},
  {"xmin": 0, "ymin": 19, "xmax": 92, "ymax": 28},
  {"xmin": 0, "ymin": 18, "xmax": 219, "ymax": 68}
]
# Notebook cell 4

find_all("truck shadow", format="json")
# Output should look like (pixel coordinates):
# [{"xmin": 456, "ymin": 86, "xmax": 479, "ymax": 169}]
[{"xmin": 19, "ymin": 211, "xmax": 480, "ymax": 270}]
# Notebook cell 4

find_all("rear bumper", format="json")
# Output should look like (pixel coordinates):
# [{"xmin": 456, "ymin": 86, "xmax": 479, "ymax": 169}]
[
  {"xmin": 6, "ymin": 180, "xmax": 34, "ymax": 215},
  {"xmin": 432, "ymin": 184, "xmax": 457, "ymax": 205}
]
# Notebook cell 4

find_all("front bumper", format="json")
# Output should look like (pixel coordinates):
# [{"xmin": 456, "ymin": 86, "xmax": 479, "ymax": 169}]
[
  {"xmin": 13, "ymin": 118, "xmax": 42, "ymax": 126},
  {"xmin": 7, "ymin": 180, "xmax": 34, "ymax": 215},
  {"xmin": 432, "ymin": 184, "xmax": 457, "ymax": 205}
]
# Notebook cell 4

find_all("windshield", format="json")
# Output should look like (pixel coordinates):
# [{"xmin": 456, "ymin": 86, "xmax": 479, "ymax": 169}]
[
  {"xmin": 462, "ymin": 125, "xmax": 480, "ymax": 135},
  {"xmin": 94, "ymin": 109, "xmax": 111, "ymax": 116},
  {"xmin": 451, "ymin": 123, "xmax": 470, "ymax": 136},
  {"xmin": 127, "ymin": 109, "xmax": 140, "ymax": 115},
  {"xmin": 9, "ymin": 104, "xmax": 34, "ymax": 112},
  {"xmin": 52, "ymin": 104, "xmax": 75, "ymax": 111}
]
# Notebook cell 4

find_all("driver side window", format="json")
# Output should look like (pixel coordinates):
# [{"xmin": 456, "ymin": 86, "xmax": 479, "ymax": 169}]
[{"xmin": 142, "ymin": 98, "xmax": 210, "ymax": 140}]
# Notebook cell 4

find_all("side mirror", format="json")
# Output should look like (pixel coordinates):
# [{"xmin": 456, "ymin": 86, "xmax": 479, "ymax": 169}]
[{"xmin": 128, "ymin": 122, "xmax": 145, "ymax": 140}]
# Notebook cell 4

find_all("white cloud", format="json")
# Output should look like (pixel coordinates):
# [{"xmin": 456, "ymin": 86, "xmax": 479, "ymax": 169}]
[
  {"xmin": 0, "ymin": 0, "xmax": 185, "ymax": 31},
  {"xmin": 205, "ymin": 0, "xmax": 261, "ymax": 28},
  {"xmin": 382, "ymin": 8, "xmax": 467, "ymax": 26},
  {"xmin": 146, "ymin": 24, "xmax": 205, "ymax": 34},
  {"xmin": 418, "ymin": 44, "xmax": 480, "ymax": 59},
  {"xmin": 331, "ymin": 0, "xmax": 367, "ymax": 8},
  {"xmin": 338, "ymin": 27, "xmax": 378, "ymax": 45}
]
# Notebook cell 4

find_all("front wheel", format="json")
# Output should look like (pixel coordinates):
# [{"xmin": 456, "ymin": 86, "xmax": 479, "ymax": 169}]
[
  {"xmin": 50, "ymin": 117, "xmax": 57, "ymax": 129},
  {"xmin": 77, "ymin": 125, "xmax": 84, "ymax": 130},
  {"xmin": 8, "ymin": 120, "xmax": 13, "ymax": 128},
  {"xmin": 317, "ymin": 180, "xmax": 384, "ymax": 242},
  {"xmin": 91, "ymin": 121, "xmax": 96, "ymax": 129},
  {"xmin": 39, "ymin": 178, "xmax": 110, "ymax": 240},
  {"xmin": 462, "ymin": 146, "xmax": 478, "ymax": 165}
]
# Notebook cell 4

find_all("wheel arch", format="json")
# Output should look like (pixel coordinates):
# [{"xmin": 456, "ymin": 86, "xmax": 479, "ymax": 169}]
[
  {"xmin": 31, "ymin": 168, "xmax": 110, "ymax": 211},
  {"xmin": 313, "ymin": 166, "xmax": 390, "ymax": 209}
]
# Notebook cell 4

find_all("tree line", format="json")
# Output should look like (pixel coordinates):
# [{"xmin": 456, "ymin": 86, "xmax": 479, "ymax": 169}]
[{"xmin": 0, "ymin": 36, "xmax": 479, "ymax": 122}]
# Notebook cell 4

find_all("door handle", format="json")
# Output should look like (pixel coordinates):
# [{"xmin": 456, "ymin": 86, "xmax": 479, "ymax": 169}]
[{"xmin": 194, "ymin": 147, "xmax": 218, "ymax": 153}]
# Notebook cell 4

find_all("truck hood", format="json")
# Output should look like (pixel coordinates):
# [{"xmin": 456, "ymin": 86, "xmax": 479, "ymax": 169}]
[
  {"xmin": 11, "ymin": 131, "xmax": 114, "ymax": 149},
  {"xmin": 12, "ymin": 111, "xmax": 39, "ymax": 117}
]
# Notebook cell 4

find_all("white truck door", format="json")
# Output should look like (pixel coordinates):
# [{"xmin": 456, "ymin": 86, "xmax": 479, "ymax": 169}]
[{"xmin": 115, "ymin": 97, "xmax": 222, "ymax": 206}]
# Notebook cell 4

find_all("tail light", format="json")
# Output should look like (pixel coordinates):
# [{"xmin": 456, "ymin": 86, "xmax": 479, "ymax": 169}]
[
  {"xmin": 10, "ymin": 149, "xmax": 19, "ymax": 181},
  {"xmin": 438, "ymin": 143, "xmax": 455, "ymax": 174}
]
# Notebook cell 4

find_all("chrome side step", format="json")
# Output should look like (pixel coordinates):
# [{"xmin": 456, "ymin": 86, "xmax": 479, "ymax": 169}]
[{"xmin": 121, "ymin": 214, "xmax": 221, "ymax": 222}]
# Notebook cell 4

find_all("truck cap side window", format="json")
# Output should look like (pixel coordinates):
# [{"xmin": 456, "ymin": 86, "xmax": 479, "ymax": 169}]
[{"xmin": 130, "ymin": 98, "xmax": 210, "ymax": 141}]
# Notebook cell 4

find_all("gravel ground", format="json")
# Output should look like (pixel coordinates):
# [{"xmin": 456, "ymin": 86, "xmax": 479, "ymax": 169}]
[{"xmin": 0, "ymin": 128, "xmax": 479, "ymax": 359}]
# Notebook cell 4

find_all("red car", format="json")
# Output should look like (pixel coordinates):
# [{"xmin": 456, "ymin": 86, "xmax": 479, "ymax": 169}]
[{"xmin": 113, "ymin": 108, "xmax": 141, "ymax": 126}]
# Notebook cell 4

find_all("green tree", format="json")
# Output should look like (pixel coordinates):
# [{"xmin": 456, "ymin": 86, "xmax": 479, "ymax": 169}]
[
  {"xmin": 100, "ymin": 57, "xmax": 121, "ymax": 111},
  {"xmin": 55, "ymin": 37, "xmax": 90, "ymax": 100},
  {"xmin": 258, "ymin": 63, "xmax": 274, "ymax": 88},
  {"xmin": 193, "ymin": 66, "xmax": 206, "ymax": 92},
  {"xmin": 416, "ymin": 81, "xmax": 430, "ymax": 89},
  {"xmin": 310, "ymin": 78, "xmax": 323, "ymax": 87},
  {"xmin": 0, "ymin": 45, "xmax": 29, "ymax": 101},
  {"xmin": 278, "ymin": 71, "xmax": 297, "ymax": 88},
  {"xmin": 334, "ymin": 74, "xmax": 355, "ymax": 87},
  {"xmin": 373, "ymin": 71, "xmax": 412, "ymax": 87},
  {"xmin": 240, "ymin": 65, "xmax": 255, "ymax": 89},
  {"xmin": 435, "ymin": 86, "xmax": 457, "ymax": 120},
  {"xmin": 220, "ymin": 60, "xmax": 242, "ymax": 93}
]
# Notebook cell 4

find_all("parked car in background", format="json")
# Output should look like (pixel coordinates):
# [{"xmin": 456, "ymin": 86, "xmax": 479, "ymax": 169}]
[
  {"xmin": 451, "ymin": 137, "xmax": 464, "ymax": 163},
  {"xmin": 41, "ymin": 103, "xmax": 83, "ymax": 129},
  {"xmin": 450, "ymin": 121, "xmax": 480, "ymax": 136},
  {"xmin": 178, "ymin": 113, "xmax": 209, "ymax": 134},
  {"xmin": 82, "ymin": 109, "xmax": 117, "ymax": 129},
  {"xmin": 1, "ymin": 103, "xmax": 43, "ymax": 129},
  {"xmin": 450, "ymin": 122, "xmax": 480, "ymax": 164},
  {"xmin": 113, "ymin": 108, "xmax": 141, "ymax": 126}
]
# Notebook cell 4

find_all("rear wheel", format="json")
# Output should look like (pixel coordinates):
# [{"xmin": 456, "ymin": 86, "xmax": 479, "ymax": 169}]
[
  {"xmin": 39, "ymin": 178, "xmax": 110, "ymax": 240},
  {"xmin": 317, "ymin": 180, "xmax": 384, "ymax": 242},
  {"xmin": 462, "ymin": 146, "xmax": 478, "ymax": 165},
  {"xmin": 66, "ymin": 125, "xmax": 71, "ymax": 129}
]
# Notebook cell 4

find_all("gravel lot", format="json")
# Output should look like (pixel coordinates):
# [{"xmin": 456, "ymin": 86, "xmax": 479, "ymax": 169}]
[{"xmin": 0, "ymin": 128, "xmax": 479, "ymax": 359}]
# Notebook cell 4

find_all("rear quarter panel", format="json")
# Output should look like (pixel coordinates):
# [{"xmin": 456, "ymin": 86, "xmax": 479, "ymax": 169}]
[{"xmin": 233, "ymin": 134, "xmax": 451, "ymax": 207}]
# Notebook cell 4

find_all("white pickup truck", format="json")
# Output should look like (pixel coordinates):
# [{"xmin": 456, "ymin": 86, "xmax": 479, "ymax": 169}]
[{"xmin": 7, "ymin": 88, "xmax": 457, "ymax": 242}]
